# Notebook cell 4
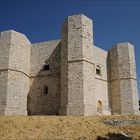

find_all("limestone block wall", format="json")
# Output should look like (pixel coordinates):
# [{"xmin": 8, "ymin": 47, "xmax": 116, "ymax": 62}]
[
  {"xmin": 0, "ymin": 71, "xmax": 8, "ymax": 114},
  {"xmin": 30, "ymin": 40, "xmax": 60, "ymax": 76},
  {"xmin": 8, "ymin": 31, "xmax": 30, "ymax": 75},
  {"xmin": 0, "ymin": 31, "xmax": 11, "ymax": 69},
  {"xmin": 83, "ymin": 61, "xmax": 95, "ymax": 115},
  {"xmin": 82, "ymin": 15, "xmax": 96, "ymax": 116},
  {"xmin": 60, "ymin": 15, "xmax": 84, "ymax": 115},
  {"xmin": 0, "ymin": 31, "xmax": 11, "ymax": 114},
  {"xmin": 6, "ymin": 71, "xmax": 29, "ymax": 115},
  {"xmin": 94, "ymin": 46, "xmax": 111, "ymax": 115},
  {"xmin": 60, "ymin": 20, "xmax": 69, "ymax": 115},
  {"xmin": 60, "ymin": 14, "xmax": 96, "ymax": 116},
  {"xmin": 108, "ymin": 42, "xmax": 139, "ymax": 115},
  {"xmin": 28, "ymin": 40, "xmax": 61, "ymax": 115},
  {"xmin": 0, "ymin": 30, "xmax": 30, "ymax": 115}
]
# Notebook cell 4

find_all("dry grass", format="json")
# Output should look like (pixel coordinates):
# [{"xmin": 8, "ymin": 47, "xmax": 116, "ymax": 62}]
[{"xmin": 0, "ymin": 115, "xmax": 140, "ymax": 140}]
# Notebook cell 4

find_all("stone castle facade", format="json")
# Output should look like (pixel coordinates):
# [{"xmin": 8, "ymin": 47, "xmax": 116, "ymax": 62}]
[{"xmin": 0, "ymin": 14, "xmax": 139, "ymax": 116}]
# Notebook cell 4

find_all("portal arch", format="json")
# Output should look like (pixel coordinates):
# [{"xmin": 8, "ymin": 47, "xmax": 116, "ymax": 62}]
[{"xmin": 97, "ymin": 100, "xmax": 103, "ymax": 115}]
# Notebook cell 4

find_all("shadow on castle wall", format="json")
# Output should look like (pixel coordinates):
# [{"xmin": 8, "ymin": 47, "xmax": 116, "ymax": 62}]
[
  {"xmin": 27, "ymin": 43, "xmax": 61, "ymax": 115},
  {"xmin": 107, "ymin": 54, "xmax": 112, "ymax": 114}
]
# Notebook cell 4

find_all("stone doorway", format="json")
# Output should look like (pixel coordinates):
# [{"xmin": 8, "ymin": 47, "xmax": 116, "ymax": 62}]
[{"xmin": 97, "ymin": 101, "xmax": 103, "ymax": 115}]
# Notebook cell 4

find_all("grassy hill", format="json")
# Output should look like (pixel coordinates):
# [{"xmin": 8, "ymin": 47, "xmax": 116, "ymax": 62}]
[{"xmin": 0, "ymin": 115, "xmax": 140, "ymax": 140}]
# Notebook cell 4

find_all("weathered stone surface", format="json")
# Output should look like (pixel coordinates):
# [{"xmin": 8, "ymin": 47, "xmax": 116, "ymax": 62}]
[
  {"xmin": 0, "ymin": 30, "xmax": 30, "ymax": 115},
  {"xmin": 94, "ymin": 46, "xmax": 111, "ymax": 115},
  {"xmin": 0, "ymin": 14, "xmax": 139, "ymax": 116},
  {"xmin": 28, "ymin": 41, "xmax": 61, "ymax": 115},
  {"xmin": 108, "ymin": 43, "xmax": 139, "ymax": 115},
  {"xmin": 60, "ymin": 14, "xmax": 97, "ymax": 116}
]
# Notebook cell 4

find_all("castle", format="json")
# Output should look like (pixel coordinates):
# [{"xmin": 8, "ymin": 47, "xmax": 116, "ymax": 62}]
[{"xmin": 0, "ymin": 14, "xmax": 139, "ymax": 116}]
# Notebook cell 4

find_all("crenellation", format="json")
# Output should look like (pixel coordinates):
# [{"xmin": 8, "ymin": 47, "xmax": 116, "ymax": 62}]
[{"xmin": 0, "ymin": 14, "xmax": 139, "ymax": 116}]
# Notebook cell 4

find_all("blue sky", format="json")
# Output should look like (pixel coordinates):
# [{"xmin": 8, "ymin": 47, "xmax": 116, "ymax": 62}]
[{"xmin": 0, "ymin": 0, "xmax": 140, "ymax": 98}]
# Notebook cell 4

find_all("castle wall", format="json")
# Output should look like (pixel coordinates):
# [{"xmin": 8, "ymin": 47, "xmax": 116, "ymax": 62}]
[
  {"xmin": 0, "ymin": 71, "xmax": 8, "ymax": 114},
  {"xmin": 60, "ymin": 20, "xmax": 68, "ymax": 115},
  {"xmin": 6, "ymin": 71, "xmax": 29, "ymax": 115},
  {"xmin": 28, "ymin": 40, "xmax": 61, "ymax": 115},
  {"xmin": 94, "ymin": 46, "xmax": 111, "ymax": 115},
  {"xmin": 0, "ymin": 31, "xmax": 10, "ymax": 114},
  {"xmin": 0, "ymin": 31, "xmax": 11, "ymax": 69},
  {"xmin": 82, "ymin": 15, "xmax": 96, "ymax": 116}
]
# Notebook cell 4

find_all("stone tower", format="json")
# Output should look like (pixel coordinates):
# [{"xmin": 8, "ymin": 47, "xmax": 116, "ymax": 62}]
[
  {"xmin": 108, "ymin": 42, "xmax": 139, "ymax": 115},
  {"xmin": 60, "ymin": 14, "xmax": 96, "ymax": 116},
  {"xmin": 0, "ymin": 30, "xmax": 30, "ymax": 115}
]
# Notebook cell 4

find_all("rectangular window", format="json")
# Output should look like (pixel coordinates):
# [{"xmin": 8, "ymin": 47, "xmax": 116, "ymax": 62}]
[
  {"xmin": 96, "ymin": 69, "xmax": 100, "ymax": 75},
  {"xmin": 45, "ymin": 87, "xmax": 48, "ymax": 94},
  {"xmin": 96, "ymin": 65, "xmax": 101, "ymax": 75},
  {"xmin": 44, "ymin": 64, "xmax": 49, "ymax": 70}
]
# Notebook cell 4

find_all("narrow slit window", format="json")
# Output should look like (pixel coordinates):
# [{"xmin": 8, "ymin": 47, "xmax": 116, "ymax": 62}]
[
  {"xmin": 44, "ymin": 87, "xmax": 48, "ymax": 94},
  {"xmin": 96, "ymin": 65, "xmax": 101, "ymax": 75}
]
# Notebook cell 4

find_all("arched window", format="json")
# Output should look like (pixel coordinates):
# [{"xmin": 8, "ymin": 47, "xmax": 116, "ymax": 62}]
[
  {"xmin": 97, "ymin": 100, "xmax": 103, "ymax": 115},
  {"xmin": 96, "ymin": 65, "xmax": 101, "ymax": 75}
]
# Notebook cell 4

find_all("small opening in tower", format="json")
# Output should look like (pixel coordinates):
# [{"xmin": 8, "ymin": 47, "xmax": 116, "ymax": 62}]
[
  {"xmin": 44, "ymin": 87, "xmax": 48, "ymax": 94},
  {"xmin": 43, "ymin": 64, "xmax": 49, "ymax": 70},
  {"xmin": 96, "ymin": 65, "xmax": 101, "ymax": 75}
]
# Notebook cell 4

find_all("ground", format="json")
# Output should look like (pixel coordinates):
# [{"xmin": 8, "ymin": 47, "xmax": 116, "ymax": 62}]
[{"xmin": 0, "ymin": 115, "xmax": 140, "ymax": 140}]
